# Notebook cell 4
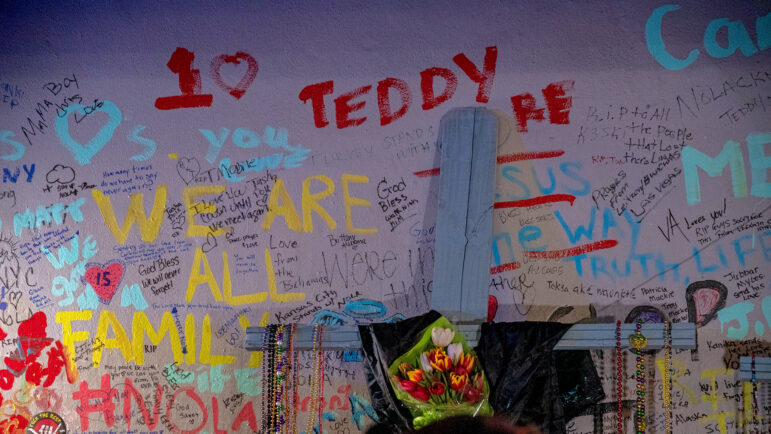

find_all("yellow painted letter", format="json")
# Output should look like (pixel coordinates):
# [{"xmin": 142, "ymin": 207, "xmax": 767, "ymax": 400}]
[
  {"xmin": 132, "ymin": 311, "xmax": 183, "ymax": 365},
  {"xmin": 186, "ymin": 247, "xmax": 224, "ymax": 303},
  {"xmin": 262, "ymin": 178, "xmax": 302, "ymax": 233},
  {"xmin": 200, "ymin": 314, "xmax": 236, "ymax": 366},
  {"xmin": 342, "ymin": 174, "xmax": 376, "ymax": 234},
  {"xmin": 94, "ymin": 310, "xmax": 132, "ymax": 367},
  {"xmin": 92, "ymin": 184, "xmax": 168, "ymax": 244},
  {"xmin": 302, "ymin": 175, "xmax": 336, "ymax": 232},
  {"xmin": 184, "ymin": 313, "xmax": 196, "ymax": 365},
  {"xmin": 56, "ymin": 310, "xmax": 92, "ymax": 366}
]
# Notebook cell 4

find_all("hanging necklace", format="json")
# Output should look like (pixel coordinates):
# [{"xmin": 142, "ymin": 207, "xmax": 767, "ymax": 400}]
[
  {"xmin": 261, "ymin": 325, "xmax": 269, "ymax": 433},
  {"xmin": 629, "ymin": 319, "xmax": 647, "ymax": 434},
  {"xmin": 270, "ymin": 325, "xmax": 277, "ymax": 432},
  {"xmin": 305, "ymin": 323, "xmax": 322, "ymax": 434},
  {"xmin": 292, "ymin": 325, "xmax": 300, "ymax": 434},
  {"xmin": 262, "ymin": 325, "xmax": 277, "ymax": 433},
  {"xmin": 317, "ymin": 324, "xmax": 325, "ymax": 433},
  {"xmin": 662, "ymin": 321, "xmax": 672, "ymax": 434},
  {"xmin": 286, "ymin": 323, "xmax": 297, "ymax": 434},
  {"xmin": 616, "ymin": 320, "xmax": 624, "ymax": 434},
  {"xmin": 270, "ymin": 325, "xmax": 279, "ymax": 433},
  {"xmin": 274, "ymin": 324, "xmax": 286, "ymax": 434}
]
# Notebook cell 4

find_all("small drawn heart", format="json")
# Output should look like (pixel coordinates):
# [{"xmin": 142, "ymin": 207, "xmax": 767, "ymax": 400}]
[
  {"xmin": 202, "ymin": 231, "xmax": 218, "ymax": 253},
  {"xmin": 210, "ymin": 52, "xmax": 258, "ymax": 99},
  {"xmin": 176, "ymin": 157, "xmax": 200, "ymax": 184},
  {"xmin": 628, "ymin": 334, "xmax": 648, "ymax": 350},
  {"xmin": 7, "ymin": 291, "xmax": 22, "ymax": 309},
  {"xmin": 83, "ymin": 262, "xmax": 124, "ymax": 304}
]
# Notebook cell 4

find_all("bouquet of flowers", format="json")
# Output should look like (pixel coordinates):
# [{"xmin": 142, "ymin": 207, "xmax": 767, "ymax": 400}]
[{"xmin": 389, "ymin": 317, "xmax": 493, "ymax": 428}]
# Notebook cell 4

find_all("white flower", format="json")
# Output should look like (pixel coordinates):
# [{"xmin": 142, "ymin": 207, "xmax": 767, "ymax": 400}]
[
  {"xmin": 420, "ymin": 352, "xmax": 434, "ymax": 372},
  {"xmin": 431, "ymin": 327, "xmax": 455, "ymax": 347},
  {"xmin": 447, "ymin": 342, "xmax": 463, "ymax": 363}
]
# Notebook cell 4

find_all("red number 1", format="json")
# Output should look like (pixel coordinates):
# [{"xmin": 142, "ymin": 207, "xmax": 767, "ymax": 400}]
[{"xmin": 154, "ymin": 47, "xmax": 214, "ymax": 110}]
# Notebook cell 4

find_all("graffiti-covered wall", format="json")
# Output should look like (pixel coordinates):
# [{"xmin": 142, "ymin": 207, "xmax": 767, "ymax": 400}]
[{"xmin": 0, "ymin": 1, "xmax": 769, "ymax": 433}]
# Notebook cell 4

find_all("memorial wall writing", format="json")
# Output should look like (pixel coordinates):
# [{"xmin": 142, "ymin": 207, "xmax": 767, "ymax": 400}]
[{"xmin": 0, "ymin": 1, "xmax": 769, "ymax": 433}]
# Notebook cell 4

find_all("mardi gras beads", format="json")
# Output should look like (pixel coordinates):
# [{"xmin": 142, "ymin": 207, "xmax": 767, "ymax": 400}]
[
  {"xmin": 616, "ymin": 320, "xmax": 624, "ymax": 434},
  {"xmin": 629, "ymin": 319, "xmax": 648, "ymax": 433},
  {"xmin": 662, "ymin": 321, "xmax": 672, "ymax": 434},
  {"xmin": 275, "ymin": 324, "xmax": 286, "ymax": 433},
  {"xmin": 305, "ymin": 323, "xmax": 322, "ymax": 434}
]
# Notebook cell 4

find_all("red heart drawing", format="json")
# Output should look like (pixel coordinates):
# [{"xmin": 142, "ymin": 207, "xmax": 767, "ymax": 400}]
[
  {"xmin": 210, "ymin": 52, "xmax": 258, "ymax": 99},
  {"xmin": 487, "ymin": 295, "xmax": 498, "ymax": 322},
  {"xmin": 693, "ymin": 287, "xmax": 721, "ymax": 324},
  {"xmin": 84, "ymin": 262, "xmax": 124, "ymax": 304}
]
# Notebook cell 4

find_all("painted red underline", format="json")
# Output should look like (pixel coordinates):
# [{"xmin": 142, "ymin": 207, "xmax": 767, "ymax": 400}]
[
  {"xmin": 414, "ymin": 150, "xmax": 565, "ymax": 177},
  {"xmin": 496, "ymin": 150, "xmax": 565, "ymax": 164},
  {"xmin": 413, "ymin": 167, "xmax": 441, "ymax": 177},
  {"xmin": 524, "ymin": 239, "xmax": 619, "ymax": 259},
  {"xmin": 490, "ymin": 261, "xmax": 521, "ymax": 275},
  {"xmin": 494, "ymin": 194, "xmax": 576, "ymax": 208}
]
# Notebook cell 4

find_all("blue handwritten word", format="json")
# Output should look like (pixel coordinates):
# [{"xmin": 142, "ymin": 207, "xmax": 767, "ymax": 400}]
[
  {"xmin": 492, "ymin": 207, "xmax": 639, "ymax": 267},
  {"xmin": 200, "ymin": 126, "xmax": 311, "ymax": 181},
  {"xmin": 682, "ymin": 133, "xmax": 770, "ymax": 205},
  {"xmin": 2, "ymin": 164, "xmax": 34, "ymax": 183},
  {"xmin": 13, "ymin": 198, "xmax": 85, "ymax": 236},
  {"xmin": 1, "ymin": 82, "xmax": 23, "ymax": 109},
  {"xmin": 42, "ymin": 233, "xmax": 98, "ymax": 307},
  {"xmin": 646, "ymin": 5, "xmax": 770, "ymax": 70},
  {"xmin": 499, "ymin": 160, "xmax": 590, "ymax": 201}
]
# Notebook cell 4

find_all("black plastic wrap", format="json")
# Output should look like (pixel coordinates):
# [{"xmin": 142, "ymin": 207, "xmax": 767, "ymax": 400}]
[
  {"xmin": 476, "ymin": 322, "xmax": 605, "ymax": 434},
  {"xmin": 359, "ymin": 310, "xmax": 443, "ymax": 432}
]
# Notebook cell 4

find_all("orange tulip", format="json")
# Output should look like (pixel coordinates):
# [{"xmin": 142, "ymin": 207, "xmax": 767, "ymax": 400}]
[{"xmin": 407, "ymin": 369, "xmax": 424, "ymax": 382}]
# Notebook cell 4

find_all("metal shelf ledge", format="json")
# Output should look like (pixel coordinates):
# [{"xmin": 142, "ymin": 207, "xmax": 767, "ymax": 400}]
[
  {"xmin": 739, "ymin": 356, "xmax": 771, "ymax": 381},
  {"xmin": 245, "ymin": 322, "xmax": 696, "ymax": 352}
]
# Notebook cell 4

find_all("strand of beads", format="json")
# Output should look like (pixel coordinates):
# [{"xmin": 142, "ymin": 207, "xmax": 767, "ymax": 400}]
[
  {"xmin": 292, "ymin": 325, "xmax": 300, "ymax": 434},
  {"xmin": 286, "ymin": 324, "xmax": 297, "ymax": 434},
  {"xmin": 662, "ymin": 321, "xmax": 672, "ymax": 434},
  {"xmin": 629, "ymin": 319, "xmax": 647, "ymax": 434},
  {"xmin": 262, "ymin": 325, "xmax": 277, "ymax": 433},
  {"xmin": 274, "ymin": 324, "xmax": 286, "ymax": 434},
  {"xmin": 271, "ymin": 325, "xmax": 280, "ymax": 432},
  {"xmin": 616, "ymin": 320, "xmax": 624, "ymax": 434},
  {"xmin": 305, "ymin": 323, "xmax": 321, "ymax": 434},
  {"xmin": 317, "ymin": 324, "xmax": 325, "ymax": 433},
  {"xmin": 261, "ymin": 325, "xmax": 270, "ymax": 433}
]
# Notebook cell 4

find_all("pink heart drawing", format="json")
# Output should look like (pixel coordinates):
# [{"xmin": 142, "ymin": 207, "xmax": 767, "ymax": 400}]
[
  {"xmin": 210, "ymin": 52, "xmax": 258, "ymax": 99},
  {"xmin": 84, "ymin": 262, "xmax": 124, "ymax": 304}
]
